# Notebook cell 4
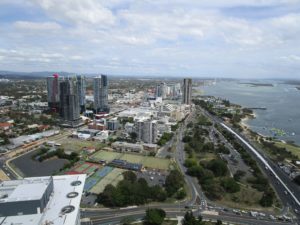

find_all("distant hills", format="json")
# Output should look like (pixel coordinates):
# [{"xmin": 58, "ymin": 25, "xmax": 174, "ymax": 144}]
[{"xmin": 0, "ymin": 70, "xmax": 74, "ymax": 79}]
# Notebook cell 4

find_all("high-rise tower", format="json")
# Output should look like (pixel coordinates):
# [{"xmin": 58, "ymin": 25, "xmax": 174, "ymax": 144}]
[
  {"xmin": 156, "ymin": 82, "xmax": 166, "ymax": 99},
  {"xmin": 182, "ymin": 78, "xmax": 192, "ymax": 105},
  {"xmin": 46, "ymin": 74, "xmax": 60, "ymax": 111},
  {"xmin": 59, "ymin": 77, "xmax": 81, "ymax": 127},
  {"xmin": 93, "ymin": 74, "xmax": 109, "ymax": 113},
  {"xmin": 76, "ymin": 75, "xmax": 86, "ymax": 113}
]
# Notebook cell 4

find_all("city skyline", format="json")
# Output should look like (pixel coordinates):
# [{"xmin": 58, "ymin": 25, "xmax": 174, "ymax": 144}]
[{"xmin": 0, "ymin": 1, "xmax": 300, "ymax": 79}]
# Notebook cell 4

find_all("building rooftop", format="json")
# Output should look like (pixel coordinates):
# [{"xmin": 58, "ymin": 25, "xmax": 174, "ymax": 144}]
[
  {"xmin": 0, "ymin": 177, "xmax": 51, "ymax": 202},
  {"xmin": 0, "ymin": 174, "xmax": 86, "ymax": 225}
]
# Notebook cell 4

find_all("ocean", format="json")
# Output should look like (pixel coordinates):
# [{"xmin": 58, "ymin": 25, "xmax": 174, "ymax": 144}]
[{"xmin": 198, "ymin": 80, "xmax": 300, "ymax": 145}]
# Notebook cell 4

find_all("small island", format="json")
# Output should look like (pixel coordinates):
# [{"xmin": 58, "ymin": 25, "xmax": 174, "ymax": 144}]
[{"xmin": 239, "ymin": 82, "xmax": 274, "ymax": 87}]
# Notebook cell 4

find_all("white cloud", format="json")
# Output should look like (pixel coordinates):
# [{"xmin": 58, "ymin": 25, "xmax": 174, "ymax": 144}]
[
  {"xmin": 281, "ymin": 55, "xmax": 300, "ymax": 62},
  {"xmin": 30, "ymin": 0, "xmax": 115, "ymax": 26},
  {"xmin": 0, "ymin": 0, "xmax": 300, "ymax": 77},
  {"xmin": 14, "ymin": 21, "xmax": 62, "ymax": 31}
]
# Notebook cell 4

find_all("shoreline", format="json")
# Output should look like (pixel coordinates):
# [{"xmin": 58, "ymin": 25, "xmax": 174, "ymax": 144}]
[
  {"xmin": 239, "ymin": 112, "xmax": 300, "ymax": 159},
  {"xmin": 240, "ymin": 111, "xmax": 256, "ymax": 130}
]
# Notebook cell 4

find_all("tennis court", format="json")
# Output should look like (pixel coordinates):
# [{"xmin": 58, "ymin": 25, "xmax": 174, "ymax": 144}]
[
  {"xmin": 67, "ymin": 162, "xmax": 102, "ymax": 176},
  {"xmin": 84, "ymin": 166, "xmax": 113, "ymax": 191},
  {"xmin": 90, "ymin": 168, "xmax": 125, "ymax": 194}
]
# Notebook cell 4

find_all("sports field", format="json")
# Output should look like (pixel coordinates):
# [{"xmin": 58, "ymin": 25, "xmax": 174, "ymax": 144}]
[
  {"xmin": 90, "ymin": 168, "xmax": 125, "ymax": 194},
  {"xmin": 91, "ymin": 150, "xmax": 172, "ymax": 170},
  {"xmin": 84, "ymin": 166, "xmax": 113, "ymax": 191},
  {"xmin": 91, "ymin": 151, "xmax": 121, "ymax": 161},
  {"xmin": 67, "ymin": 162, "xmax": 102, "ymax": 175},
  {"xmin": 57, "ymin": 138, "xmax": 106, "ymax": 152}
]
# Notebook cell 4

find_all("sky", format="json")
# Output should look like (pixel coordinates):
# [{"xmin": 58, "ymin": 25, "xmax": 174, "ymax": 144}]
[{"xmin": 0, "ymin": 0, "xmax": 300, "ymax": 79}]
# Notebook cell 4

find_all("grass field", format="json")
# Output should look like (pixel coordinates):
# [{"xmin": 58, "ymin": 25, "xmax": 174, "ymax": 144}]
[
  {"xmin": 90, "ymin": 168, "xmax": 125, "ymax": 194},
  {"xmin": 91, "ymin": 150, "xmax": 172, "ymax": 170},
  {"xmin": 274, "ymin": 141, "xmax": 300, "ymax": 158},
  {"xmin": 91, "ymin": 151, "xmax": 122, "ymax": 161},
  {"xmin": 0, "ymin": 169, "xmax": 9, "ymax": 181},
  {"xmin": 57, "ymin": 138, "xmax": 106, "ymax": 153},
  {"xmin": 216, "ymin": 185, "xmax": 271, "ymax": 211}
]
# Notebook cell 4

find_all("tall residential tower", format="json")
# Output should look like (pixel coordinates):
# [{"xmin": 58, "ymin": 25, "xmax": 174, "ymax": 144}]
[
  {"xmin": 94, "ymin": 74, "xmax": 109, "ymax": 113},
  {"xmin": 182, "ymin": 78, "xmax": 192, "ymax": 105},
  {"xmin": 46, "ymin": 74, "xmax": 60, "ymax": 111},
  {"xmin": 59, "ymin": 77, "xmax": 81, "ymax": 127},
  {"xmin": 76, "ymin": 75, "xmax": 86, "ymax": 113}
]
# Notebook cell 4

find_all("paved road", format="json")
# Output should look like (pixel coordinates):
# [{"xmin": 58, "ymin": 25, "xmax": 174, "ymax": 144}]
[{"xmin": 81, "ymin": 206, "xmax": 293, "ymax": 225}]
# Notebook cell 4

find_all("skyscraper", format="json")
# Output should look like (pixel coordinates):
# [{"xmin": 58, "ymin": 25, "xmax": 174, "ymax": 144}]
[
  {"xmin": 59, "ymin": 77, "xmax": 81, "ymax": 127},
  {"xmin": 76, "ymin": 75, "xmax": 86, "ymax": 113},
  {"xmin": 94, "ymin": 74, "xmax": 109, "ymax": 113},
  {"xmin": 46, "ymin": 74, "xmax": 60, "ymax": 111},
  {"xmin": 182, "ymin": 78, "xmax": 192, "ymax": 105},
  {"xmin": 156, "ymin": 82, "xmax": 166, "ymax": 99}
]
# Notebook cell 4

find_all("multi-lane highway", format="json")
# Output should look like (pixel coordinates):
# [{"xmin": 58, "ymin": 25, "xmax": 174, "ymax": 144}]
[{"xmin": 81, "ymin": 206, "xmax": 293, "ymax": 225}]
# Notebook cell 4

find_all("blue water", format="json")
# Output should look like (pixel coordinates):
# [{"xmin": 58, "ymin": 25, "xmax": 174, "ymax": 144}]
[{"xmin": 199, "ymin": 80, "xmax": 300, "ymax": 145}]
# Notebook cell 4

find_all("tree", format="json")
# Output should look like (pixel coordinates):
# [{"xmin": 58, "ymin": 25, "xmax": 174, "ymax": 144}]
[
  {"xmin": 260, "ymin": 188, "xmax": 275, "ymax": 207},
  {"xmin": 123, "ymin": 171, "xmax": 137, "ymax": 183},
  {"xmin": 187, "ymin": 165, "xmax": 203, "ymax": 177},
  {"xmin": 150, "ymin": 185, "xmax": 167, "ymax": 202},
  {"xmin": 184, "ymin": 158, "xmax": 198, "ymax": 168},
  {"xmin": 221, "ymin": 177, "xmax": 240, "ymax": 193},
  {"xmin": 294, "ymin": 175, "xmax": 300, "ymax": 186},
  {"xmin": 216, "ymin": 220, "xmax": 222, "ymax": 225},
  {"xmin": 176, "ymin": 189, "xmax": 187, "ymax": 200},
  {"xmin": 207, "ymin": 159, "xmax": 228, "ymax": 177},
  {"xmin": 165, "ymin": 170, "xmax": 184, "ymax": 196},
  {"xmin": 130, "ymin": 132, "xmax": 137, "ymax": 141},
  {"xmin": 144, "ymin": 208, "xmax": 166, "ymax": 225},
  {"xmin": 233, "ymin": 170, "xmax": 246, "ymax": 181},
  {"xmin": 182, "ymin": 211, "xmax": 203, "ymax": 225}
]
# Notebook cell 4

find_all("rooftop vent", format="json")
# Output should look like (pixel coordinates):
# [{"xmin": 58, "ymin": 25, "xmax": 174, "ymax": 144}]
[
  {"xmin": 70, "ymin": 180, "xmax": 81, "ymax": 186},
  {"xmin": 61, "ymin": 205, "xmax": 75, "ymax": 214},
  {"xmin": 67, "ymin": 192, "xmax": 79, "ymax": 198}
]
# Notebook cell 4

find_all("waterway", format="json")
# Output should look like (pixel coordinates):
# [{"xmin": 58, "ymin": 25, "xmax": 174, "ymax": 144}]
[{"xmin": 199, "ymin": 80, "xmax": 300, "ymax": 145}]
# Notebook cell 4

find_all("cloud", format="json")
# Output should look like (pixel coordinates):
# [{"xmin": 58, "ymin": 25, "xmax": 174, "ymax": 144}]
[
  {"xmin": 14, "ymin": 21, "xmax": 62, "ymax": 31},
  {"xmin": 0, "ymin": 0, "xmax": 299, "ymax": 78},
  {"xmin": 281, "ymin": 55, "xmax": 300, "ymax": 62},
  {"xmin": 30, "ymin": 0, "xmax": 116, "ymax": 27}
]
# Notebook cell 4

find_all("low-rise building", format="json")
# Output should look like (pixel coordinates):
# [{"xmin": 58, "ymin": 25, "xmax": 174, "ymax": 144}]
[
  {"xmin": 0, "ymin": 174, "xmax": 86, "ymax": 225},
  {"xmin": 107, "ymin": 118, "xmax": 119, "ymax": 131},
  {"xmin": 88, "ymin": 122, "xmax": 106, "ymax": 131},
  {"xmin": 112, "ymin": 141, "xmax": 143, "ymax": 153},
  {"xmin": 0, "ymin": 122, "xmax": 13, "ymax": 131},
  {"xmin": 83, "ymin": 146, "xmax": 96, "ymax": 154},
  {"xmin": 142, "ymin": 143, "xmax": 158, "ymax": 153}
]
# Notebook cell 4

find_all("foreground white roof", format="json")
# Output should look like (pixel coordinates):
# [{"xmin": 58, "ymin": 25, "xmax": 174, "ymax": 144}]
[{"xmin": 0, "ymin": 174, "xmax": 86, "ymax": 225}]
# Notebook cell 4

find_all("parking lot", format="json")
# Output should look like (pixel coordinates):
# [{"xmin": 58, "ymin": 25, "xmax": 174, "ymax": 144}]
[{"xmin": 136, "ymin": 169, "xmax": 169, "ymax": 187}]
